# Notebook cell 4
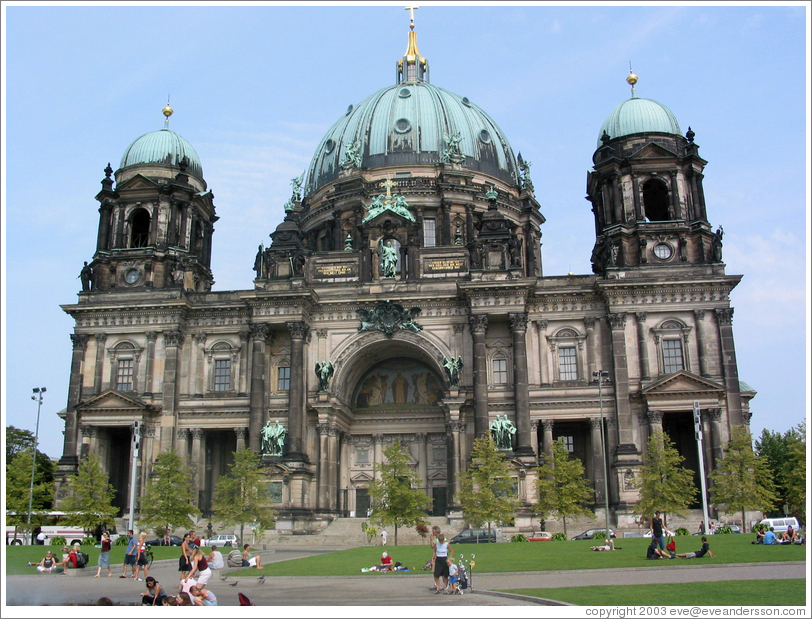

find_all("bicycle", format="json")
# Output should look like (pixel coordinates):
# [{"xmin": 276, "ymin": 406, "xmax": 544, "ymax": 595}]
[{"xmin": 144, "ymin": 544, "xmax": 154, "ymax": 568}]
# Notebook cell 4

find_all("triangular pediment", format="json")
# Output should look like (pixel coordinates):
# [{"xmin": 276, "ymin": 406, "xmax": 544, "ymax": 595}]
[
  {"xmin": 362, "ymin": 209, "xmax": 414, "ymax": 228},
  {"xmin": 351, "ymin": 471, "xmax": 373, "ymax": 483},
  {"xmin": 75, "ymin": 389, "xmax": 154, "ymax": 412},
  {"xmin": 629, "ymin": 142, "xmax": 679, "ymax": 160},
  {"xmin": 428, "ymin": 470, "xmax": 446, "ymax": 481},
  {"xmin": 116, "ymin": 174, "xmax": 159, "ymax": 191},
  {"xmin": 641, "ymin": 370, "xmax": 725, "ymax": 396}
]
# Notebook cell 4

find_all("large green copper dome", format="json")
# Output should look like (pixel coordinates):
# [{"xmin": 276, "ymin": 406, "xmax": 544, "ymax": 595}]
[
  {"xmin": 120, "ymin": 126, "xmax": 203, "ymax": 178},
  {"xmin": 598, "ymin": 95, "xmax": 681, "ymax": 149}
]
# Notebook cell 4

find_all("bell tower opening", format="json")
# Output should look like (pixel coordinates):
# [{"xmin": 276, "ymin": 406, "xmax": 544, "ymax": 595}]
[
  {"xmin": 129, "ymin": 209, "xmax": 151, "ymax": 248},
  {"xmin": 643, "ymin": 178, "xmax": 670, "ymax": 221}
]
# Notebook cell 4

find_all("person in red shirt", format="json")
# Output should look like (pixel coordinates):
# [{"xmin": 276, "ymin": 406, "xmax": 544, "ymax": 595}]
[{"xmin": 377, "ymin": 551, "xmax": 393, "ymax": 571}]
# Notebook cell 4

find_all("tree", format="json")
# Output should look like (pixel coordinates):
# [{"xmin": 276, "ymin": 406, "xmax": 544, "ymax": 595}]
[
  {"xmin": 756, "ymin": 424, "xmax": 806, "ymax": 518},
  {"xmin": 5, "ymin": 449, "xmax": 54, "ymax": 539},
  {"xmin": 61, "ymin": 452, "xmax": 118, "ymax": 535},
  {"xmin": 138, "ymin": 449, "xmax": 201, "ymax": 533},
  {"xmin": 211, "ymin": 447, "xmax": 277, "ymax": 542},
  {"xmin": 534, "ymin": 438, "xmax": 594, "ymax": 537},
  {"xmin": 368, "ymin": 438, "xmax": 431, "ymax": 546},
  {"xmin": 782, "ymin": 422, "xmax": 806, "ymax": 521},
  {"xmin": 458, "ymin": 437, "xmax": 517, "ymax": 537},
  {"xmin": 634, "ymin": 431, "xmax": 698, "ymax": 526},
  {"xmin": 6, "ymin": 425, "xmax": 55, "ymax": 495},
  {"xmin": 709, "ymin": 425, "xmax": 778, "ymax": 532}
]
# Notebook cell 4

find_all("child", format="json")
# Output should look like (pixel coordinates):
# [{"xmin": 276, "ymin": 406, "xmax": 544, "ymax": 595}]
[{"xmin": 447, "ymin": 557, "xmax": 459, "ymax": 595}]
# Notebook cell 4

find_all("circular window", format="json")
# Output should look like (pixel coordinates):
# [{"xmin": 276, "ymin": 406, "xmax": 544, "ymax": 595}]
[
  {"xmin": 324, "ymin": 139, "xmax": 335, "ymax": 154},
  {"xmin": 653, "ymin": 243, "xmax": 673, "ymax": 260},
  {"xmin": 346, "ymin": 104, "xmax": 354, "ymax": 116},
  {"xmin": 124, "ymin": 268, "xmax": 141, "ymax": 285},
  {"xmin": 394, "ymin": 118, "xmax": 412, "ymax": 134},
  {"xmin": 462, "ymin": 97, "xmax": 472, "ymax": 107},
  {"xmin": 479, "ymin": 129, "xmax": 491, "ymax": 143},
  {"xmin": 398, "ymin": 88, "xmax": 411, "ymax": 98}
]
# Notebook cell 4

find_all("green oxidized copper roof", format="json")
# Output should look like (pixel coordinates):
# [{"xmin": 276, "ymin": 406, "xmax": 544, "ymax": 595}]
[
  {"xmin": 120, "ymin": 127, "xmax": 203, "ymax": 178},
  {"xmin": 598, "ymin": 95, "xmax": 682, "ymax": 148}
]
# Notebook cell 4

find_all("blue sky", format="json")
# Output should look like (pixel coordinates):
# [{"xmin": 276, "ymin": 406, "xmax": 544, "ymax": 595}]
[{"xmin": 2, "ymin": 3, "xmax": 809, "ymax": 461}]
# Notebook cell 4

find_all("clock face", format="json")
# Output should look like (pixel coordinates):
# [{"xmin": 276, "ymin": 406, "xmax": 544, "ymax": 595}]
[
  {"xmin": 653, "ymin": 243, "xmax": 673, "ymax": 260},
  {"xmin": 124, "ymin": 268, "xmax": 141, "ymax": 284}
]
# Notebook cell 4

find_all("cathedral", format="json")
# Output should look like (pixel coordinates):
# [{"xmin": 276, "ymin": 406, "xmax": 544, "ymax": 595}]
[{"xmin": 55, "ymin": 15, "xmax": 752, "ymax": 532}]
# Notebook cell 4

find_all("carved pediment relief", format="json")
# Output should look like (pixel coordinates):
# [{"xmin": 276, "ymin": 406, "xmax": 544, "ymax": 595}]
[
  {"xmin": 629, "ymin": 142, "xmax": 678, "ymax": 160},
  {"xmin": 75, "ymin": 389, "xmax": 155, "ymax": 413},
  {"xmin": 641, "ymin": 370, "xmax": 724, "ymax": 397},
  {"xmin": 116, "ymin": 174, "xmax": 159, "ymax": 191},
  {"xmin": 351, "ymin": 472, "xmax": 373, "ymax": 483}
]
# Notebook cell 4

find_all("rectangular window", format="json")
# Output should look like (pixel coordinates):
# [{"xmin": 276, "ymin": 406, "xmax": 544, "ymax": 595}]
[
  {"xmin": 116, "ymin": 359, "xmax": 134, "ymax": 391},
  {"xmin": 277, "ymin": 366, "xmax": 291, "ymax": 391},
  {"xmin": 214, "ymin": 359, "xmax": 231, "ymax": 391},
  {"xmin": 559, "ymin": 436, "xmax": 574, "ymax": 453},
  {"xmin": 493, "ymin": 358, "xmax": 508, "ymax": 384},
  {"xmin": 423, "ymin": 218, "xmax": 436, "ymax": 248},
  {"xmin": 558, "ymin": 346, "xmax": 578, "ymax": 381},
  {"xmin": 663, "ymin": 339, "xmax": 684, "ymax": 373}
]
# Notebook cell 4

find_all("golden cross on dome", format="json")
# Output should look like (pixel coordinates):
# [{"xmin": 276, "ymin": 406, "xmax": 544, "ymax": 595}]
[
  {"xmin": 405, "ymin": 5, "xmax": 419, "ymax": 29},
  {"xmin": 381, "ymin": 175, "xmax": 397, "ymax": 202}
]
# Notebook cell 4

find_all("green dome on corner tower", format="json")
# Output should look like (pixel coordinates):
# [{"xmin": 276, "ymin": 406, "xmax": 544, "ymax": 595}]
[
  {"xmin": 119, "ymin": 103, "xmax": 203, "ymax": 178},
  {"xmin": 597, "ymin": 72, "xmax": 681, "ymax": 149}
]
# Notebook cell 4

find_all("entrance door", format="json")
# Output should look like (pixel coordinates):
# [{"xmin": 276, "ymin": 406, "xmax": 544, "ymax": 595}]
[
  {"xmin": 356, "ymin": 489, "xmax": 371, "ymax": 517},
  {"xmin": 432, "ymin": 487, "xmax": 447, "ymax": 516}
]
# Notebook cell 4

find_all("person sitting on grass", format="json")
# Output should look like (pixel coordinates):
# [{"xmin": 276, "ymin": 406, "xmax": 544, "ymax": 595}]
[
  {"xmin": 781, "ymin": 526, "xmax": 797, "ymax": 544},
  {"xmin": 377, "ymin": 551, "xmax": 393, "ymax": 571},
  {"xmin": 591, "ymin": 538, "xmax": 615, "ymax": 551},
  {"xmin": 676, "ymin": 536, "xmax": 714, "ymax": 558},
  {"xmin": 647, "ymin": 537, "xmax": 672, "ymax": 559},
  {"xmin": 763, "ymin": 527, "xmax": 779, "ymax": 545},
  {"xmin": 36, "ymin": 550, "xmax": 63, "ymax": 573},
  {"xmin": 242, "ymin": 543, "xmax": 262, "ymax": 569}
]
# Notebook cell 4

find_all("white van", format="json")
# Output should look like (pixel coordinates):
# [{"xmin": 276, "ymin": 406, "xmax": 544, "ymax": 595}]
[{"xmin": 758, "ymin": 517, "xmax": 800, "ymax": 534}]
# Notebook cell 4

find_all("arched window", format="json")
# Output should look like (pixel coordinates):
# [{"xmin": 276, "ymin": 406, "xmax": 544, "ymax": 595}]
[
  {"xmin": 643, "ymin": 178, "xmax": 670, "ymax": 222},
  {"xmin": 548, "ymin": 328, "xmax": 586, "ymax": 383},
  {"xmin": 130, "ymin": 209, "xmax": 151, "ymax": 248},
  {"xmin": 651, "ymin": 319, "xmax": 692, "ymax": 376},
  {"xmin": 108, "ymin": 340, "xmax": 143, "ymax": 392}
]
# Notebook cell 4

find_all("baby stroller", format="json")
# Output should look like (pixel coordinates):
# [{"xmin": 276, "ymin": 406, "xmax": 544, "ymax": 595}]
[{"xmin": 456, "ymin": 554, "xmax": 474, "ymax": 594}]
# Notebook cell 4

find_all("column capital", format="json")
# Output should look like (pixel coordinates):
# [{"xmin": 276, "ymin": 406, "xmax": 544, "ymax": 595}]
[
  {"xmin": 145, "ymin": 331, "xmax": 158, "ymax": 342},
  {"xmin": 176, "ymin": 428, "xmax": 192, "ymax": 440},
  {"xmin": 541, "ymin": 419, "xmax": 554, "ymax": 431},
  {"xmin": 646, "ymin": 409, "xmax": 663, "ymax": 424},
  {"xmin": 234, "ymin": 427, "xmax": 248, "ymax": 439},
  {"xmin": 194, "ymin": 332, "xmax": 207, "ymax": 345},
  {"xmin": 606, "ymin": 312, "xmax": 627, "ymax": 330},
  {"xmin": 536, "ymin": 319, "xmax": 549, "ymax": 331},
  {"xmin": 71, "ymin": 333, "xmax": 90, "ymax": 350},
  {"xmin": 634, "ymin": 312, "xmax": 647, "ymax": 323},
  {"xmin": 95, "ymin": 332, "xmax": 108, "ymax": 344},
  {"xmin": 508, "ymin": 312, "xmax": 529, "ymax": 333},
  {"xmin": 714, "ymin": 308, "xmax": 734, "ymax": 325},
  {"xmin": 584, "ymin": 316, "xmax": 597, "ymax": 329},
  {"xmin": 693, "ymin": 309, "xmax": 706, "ymax": 321},
  {"xmin": 589, "ymin": 417, "xmax": 603, "ymax": 430},
  {"xmin": 287, "ymin": 321, "xmax": 310, "ymax": 340},
  {"xmin": 163, "ymin": 329, "xmax": 185, "ymax": 348},
  {"xmin": 468, "ymin": 313, "xmax": 488, "ymax": 334},
  {"xmin": 703, "ymin": 408, "xmax": 723, "ymax": 422},
  {"xmin": 191, "ymin": 428, "xmax": 204, "ymax": 440},
  {"xmin": 250, "ymin": 323, "xmax": 270, "ymax": 341}
]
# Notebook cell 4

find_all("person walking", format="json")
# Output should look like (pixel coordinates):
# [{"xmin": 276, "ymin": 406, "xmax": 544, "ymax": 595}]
[
  {"xmin": 94, "ymin": 531, "xmax": 113, "ymax": 577},
  {"xmin": 132, "ymin": 532, "xmax": 149, "ymax": 581},
  {"xmin": 120, "ymin": 530, "xmax": 136, "ymax": 578},
  {"xmin": 381, "ymin": 530, "xmax": 388, "ymax": 546}
]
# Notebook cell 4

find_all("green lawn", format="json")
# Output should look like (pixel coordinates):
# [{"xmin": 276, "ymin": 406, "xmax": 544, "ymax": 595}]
[
  {"xmin": 6, "ymin": 535, "xmax": 804, "ymax": 579},
  {"xmin": 505, "ymin": 579, "xmax": 807, "ymax": 607}
]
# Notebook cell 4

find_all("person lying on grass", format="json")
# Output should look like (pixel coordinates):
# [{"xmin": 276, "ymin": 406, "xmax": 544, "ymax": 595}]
[{"xmin": 676, "ymin": 536, "xmax": 714, "ymax": 558}]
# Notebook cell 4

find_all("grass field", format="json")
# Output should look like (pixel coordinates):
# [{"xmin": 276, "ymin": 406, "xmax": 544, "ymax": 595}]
[
  {"xmin": 504, "ymin": 579, "xmax": 807, "ymax": 607},
  {"xmin": 6, "ymin": 535, "xmax": 805, "ymax": 579}
]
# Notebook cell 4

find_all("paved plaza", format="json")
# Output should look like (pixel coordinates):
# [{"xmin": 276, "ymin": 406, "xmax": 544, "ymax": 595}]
[{"xmin": 4, "ymin": 546, "xmax": 805, "ymax": 608}]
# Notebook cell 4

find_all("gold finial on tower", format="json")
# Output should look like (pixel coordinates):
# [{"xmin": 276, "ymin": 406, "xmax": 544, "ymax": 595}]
[
  {"xmin": 406, "ymin": 5, "xmax": 418, "ymax": 30},
  {"xmin": 398, "ymin": 5, "xmax": 428, "ymax": 83},
  {"xmin": 162, "ymin": 97, "xmax": 173, "ymax": 128},
  {"xmin": 627, "ymin": 63, "xmax": 638, "ymax": 97}
]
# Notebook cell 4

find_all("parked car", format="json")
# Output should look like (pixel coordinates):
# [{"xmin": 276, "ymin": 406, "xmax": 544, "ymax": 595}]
[
  {"xmin": 571, "ymin": 528, "xmax": 616, "ymax": 540},
  {"xmin": 526, "ymin": 531, "xmax": 553, "ymax": 542},
  {"xmin": 695, "ymin": 524, "xmax": 741, "ymax": 534},
  {"xmin": 450, "ymin": 528, "xmax": 498, "ymax": 544},
  {"xmin": 145, "ymin": 535, "xmax": 184, "ymax": 546},
  {"xmin": 200, "ymin": 534, "xmax": 240, "ymax": 548},
  {"xmin": 758, "ymin": 518, "xmax": 799, "ymax": 534}
]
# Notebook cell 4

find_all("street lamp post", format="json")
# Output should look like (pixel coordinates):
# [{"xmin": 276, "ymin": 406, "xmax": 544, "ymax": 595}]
[
  {"xmin": 27, "ymin": 387, "xmax": 47, "ymax": 544},
  {"xmin": 593, "ymin": 371, "xmax": 611, "ymax": 542}
]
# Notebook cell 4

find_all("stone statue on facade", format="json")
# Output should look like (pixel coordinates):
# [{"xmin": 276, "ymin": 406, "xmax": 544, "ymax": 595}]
[
  {"xmin": 290, "ymin": 249, "xmax": 306, "ymax": 277},
  {"xmin": 79, "ymin": 261, "xmax": 94, "ymax": 291},
  {"xmin": 315, "ymin": 361, "xmax": 334, "ymax": 392},
  {"xmin": 253, "ymin": 244, "xmax": 264, "ymax": 278},
  {"xmin": 380, "ymin": 240, "xmax": 398, "ymax": 278},
  {"xmin": 712, "ymin": 226, "xmax": 724, "ymax": 262},
  {"xmin": 291, "ymin": 173, "xmax": 304, "ymax": 202},
  {"xmin": 517, "ymin": 153, "xmax": 534, "ymax": 192},
  {"xmin": 261, "ymin": 419, "xmax": 287, "ymax": 456},
  {"xmin": 490, "ymin": 414, "xmax": 516, "ymax": 450},
  {"xmin": 341, "ymin": 138, "xmax": 362, "ymax": 170},
  {"xmin": 441, "ymin": 131, "xmax": 464, "ymax": 164},
  {"xmin": 442, "ymin": 355, "xmax": 464, "ymax": 387}
]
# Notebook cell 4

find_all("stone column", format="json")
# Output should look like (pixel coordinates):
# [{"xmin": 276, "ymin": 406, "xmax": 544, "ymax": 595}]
[
  {"xmin": 94, "ymin": 333, "xmax": 107, "ymax": 394},
  {"xmin": 646, "ymin": 409, "xmax": 664, "ymax": 436},
  {"xmin": 58, "ymin": 334, "xmax": 89, "ymax": 470},
  {"xmin": 541, "ymin": 419, "xmax": 554, "ymax": 461},
  {"xmin": 537, "ymin": 319, "xmax": 550, "ymax": 386},
  {"xmin": 635, "ymin": 312, "xmax": 650, "ymax": 381},
  {"xmin": 584, "ymin": 317, "xmax": 597, "ymax": 380},
  {"xmin": 509, "ymin": 312, "xmax": 533, "ymax": 457},
  {"xmin": 159, "ymin": 329, "xmax": 184, "ymax": 453},
  {"xmin": 114, "ymin": 203, "xmax": 126, "ymax": 248},
  {"xmin": 190, "ymin": 428, "xmax": 203, "ymax": 506},
  {"xmin": 706, "ymin": 408, "xmax": 724, "ymax": 473},
  {"xmin": 192, "ymin": 333, "xmax": 206, "ymax": 396},
  {"xmin": 248, "ymin": 323, "xmax": 269, "ymax": 453},
  {"xmin": 326, "ymin": 424, "xmax": 341, "ymax": 512},
  {"xmin": 469, "ymin": 314, "xmax": 489, "ymax": 438},
  {"xmin": 694, "ymin": 309, "xmax": 710, "ymax": 378},
  {"xmin": 144, "ymin": 332, "xmax": 157, "ymax": 396},
  {"xmin": 373, "ymin": 434, "xmax": 384, "ymax": 480},
  {"xmin": 465, "ymin": 205, "xmax": 475, "ymax": 245},
  {"xmin": 96, "ymin": 202, "xmax": 113, "ymax": 252},
  {"xmin": 80, "ymin": 425, "xmax": 96, "ymax": 461},
  {"xmin": 285, "ymin": 321, "xmax": 310, "ymax": 462},
  {"xmin": 417, "ymin": 433, "xmax": 428, "ymax": 490},
  {"xmin": 316, "ymin": 423, "xmax": 330, "ymax": 511},
  {"xmin": 238, "ymin": 329, "xmax": 250, "ymax": 395},
  {"xmin": 631, "ymin": 174, "xmax": 641, "ymax": 224},
  {"xmin": 235, "ymin": 427, "xmax": 247, "ymax": 451},
  {"xmin": 442, "ymin": 202, "xmax": 451, "ymax": 245},
  {"xmin": 605, "ymin": 416, "xmax": 620, "ymax": 503},
  {"xmin": 590, "ymin": 418, "xmax": 606, "ymax": 503},
  {"xmin": 176, "ymin": 428, "xmax": 191, "ymax": 459},
  {"xmin": 607, "ymin": 313, "xmax": 637, "ymax": 452},
  {"xmin": 714, "ymin": 309, "xmax": 743, "ymax": 425},
  {"xmin": 447, "ymin": 422, "xmax": 464, "ymax": 506},
  {"xmin": 530, "ymin": 421, "xmax": 540, "ymax": 460}
]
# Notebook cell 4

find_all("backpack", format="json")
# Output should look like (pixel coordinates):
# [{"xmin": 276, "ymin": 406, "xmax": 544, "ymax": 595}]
[{"xmin": 76, "ymin": 552, "xmax": 89, "ymax": 568}]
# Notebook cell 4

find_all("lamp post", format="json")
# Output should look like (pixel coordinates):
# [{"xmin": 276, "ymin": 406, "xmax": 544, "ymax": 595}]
[
  {"xmin": 27, "ymin": 387, "xmax": 47, "ymax": 543},
  {"xmin": 592, "ymin": 371, "xmax": 611, "ymax": 542}
]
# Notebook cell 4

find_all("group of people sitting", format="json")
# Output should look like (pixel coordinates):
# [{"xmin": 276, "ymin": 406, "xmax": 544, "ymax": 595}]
[
  {"xmin": 32, "ymin": 543, "xmax": 88, "ymax": 574},
  {"xmin": 140, "ymin": 576, "xmax": 218, "ymax": 606},
  {"xmin": 361, "ymin": 551, "xmax": 408, "ymax": 572},
  {"xmin": 648, "ymin": 536, "xmax": 714, "ymax": 559},
  {"xmin": 755, "ymin": 525, "xmax": 800, "ymax": 545}
]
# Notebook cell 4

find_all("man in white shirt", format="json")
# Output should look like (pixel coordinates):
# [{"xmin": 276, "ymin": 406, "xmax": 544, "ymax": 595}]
[
  {"xmin": 381, "ymin": 530, "xmax": 388, "ymax": 546},
  {"xmin": 207, "ymin": 545, "xmax": 224, "ymax": 570}
]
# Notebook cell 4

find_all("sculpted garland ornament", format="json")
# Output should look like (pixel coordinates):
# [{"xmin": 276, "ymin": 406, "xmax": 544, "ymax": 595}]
[{"xmin": 357, "ymin": 300, "xmax": 422, "ymax": 338}]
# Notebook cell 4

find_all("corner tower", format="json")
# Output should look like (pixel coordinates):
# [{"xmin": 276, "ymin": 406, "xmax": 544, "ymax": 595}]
[
  {"xmin": 88, "ymin": 103, "xmax": 217, "ymax": 293},
  {"xmin": 587, "ymin": 72, "xmax": 719, "ymax": 276}
]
